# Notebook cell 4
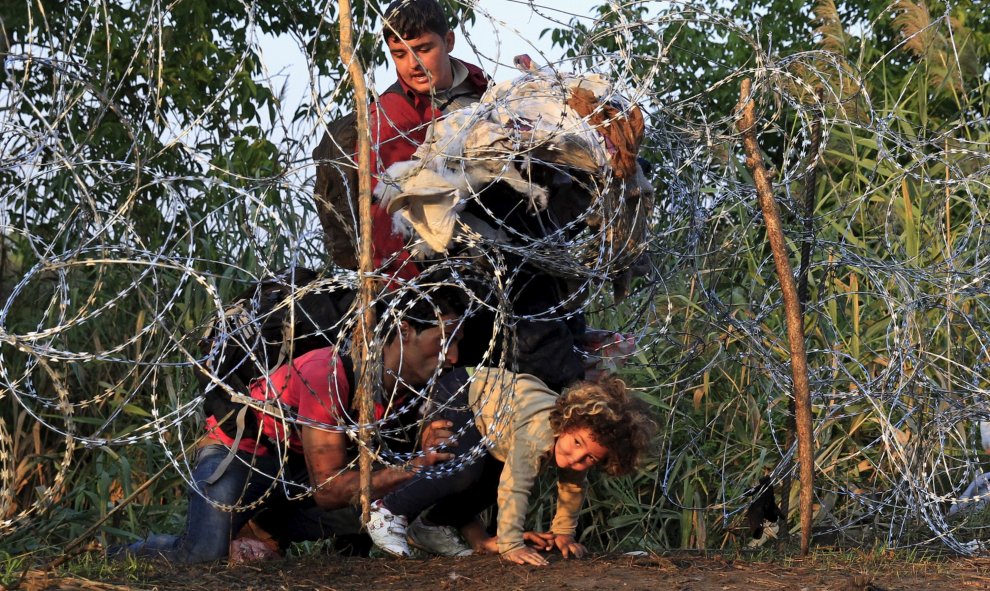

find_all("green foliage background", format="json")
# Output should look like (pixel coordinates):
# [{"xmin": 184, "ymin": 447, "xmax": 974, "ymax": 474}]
[{"xmin": 2, "ymin": 0, "xmax": 990, "ymax": 565}]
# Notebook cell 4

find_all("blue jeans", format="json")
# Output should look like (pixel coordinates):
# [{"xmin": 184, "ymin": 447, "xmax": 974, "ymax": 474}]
[
  {"xmin": 124, "ymin": 443, "xmax": 282, "ymax": 563},
  {"xmin": 126, "ymin": 442, "xmax": 367, "ymax": 562}
]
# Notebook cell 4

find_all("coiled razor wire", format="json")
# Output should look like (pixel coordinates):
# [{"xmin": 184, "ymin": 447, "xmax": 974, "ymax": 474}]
[{"xmin": 2, "ymin": 0, "xmax": 990, "ymax": 555}]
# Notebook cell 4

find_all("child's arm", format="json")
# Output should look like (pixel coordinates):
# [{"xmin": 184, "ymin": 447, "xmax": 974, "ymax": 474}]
[
  {"xmin": 550, "ymin": 469, "xmax": 585, "ymax": 534},
  {"xmin": 496, "ymin": 433, "xmax": 585, "ymax": 565},
  {"xmin": 545, "ymin": 470, "xmax": 588, "ymax": 557},
  {"xmin": 494, "ymin": 435, "xmax": 546, "ymax": 556},
  {"xmin": 494, "ymin": 412, "xmax": 560, "ymax": 562}
]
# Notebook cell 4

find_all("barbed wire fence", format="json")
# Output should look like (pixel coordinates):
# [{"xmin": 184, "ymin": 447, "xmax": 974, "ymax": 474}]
[{"xmin": 2, "ymin": 0, "xmax": 990, "ymax": 557}]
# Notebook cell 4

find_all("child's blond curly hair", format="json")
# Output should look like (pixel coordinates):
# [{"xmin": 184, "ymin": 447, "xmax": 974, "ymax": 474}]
[{"xmin": 548, "ymin": 374, "xmax": 655, "ymax": 476}]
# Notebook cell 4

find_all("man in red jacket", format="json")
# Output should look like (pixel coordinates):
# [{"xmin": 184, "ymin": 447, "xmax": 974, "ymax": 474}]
[
  {"xmin": 369, "ymin": 0, "xmax": 489, "ymax": 280},
  {"xmin": 115, "ymin": 283, "xmax": 467, "ymax": 563}
]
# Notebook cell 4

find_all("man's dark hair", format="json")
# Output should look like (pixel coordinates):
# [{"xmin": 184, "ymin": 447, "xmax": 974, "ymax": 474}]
[
  {"xmin": 382, "ymin": 0, "xmax": 450, "ymax": 41},
  {"xmin": 402, "ymin": 284, "xmax": 468, "ymax": 333},
  {"xmin": 376, "ymin": 278, "xmax": 468, "ymax": 343}
]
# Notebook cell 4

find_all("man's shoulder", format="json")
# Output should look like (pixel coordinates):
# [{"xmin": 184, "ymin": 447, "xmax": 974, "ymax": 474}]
[
  {"xmin": 456, "ymin": 59, "xmax": 489, "ymax": 90},
  {"xmin": 297, "ymin": 345, "xmax": 339, "ymax": 361},
  {"xmin": 292, "ymin": 347, "xmax": 343, "ymax": 376},
  {"xmin": 291, "ymin": 347, "xmax": 352, "ymax": 413},
  {"xmin": 375, "ymin": 77, "xmax": 414, "ymax": 104},
  {"xmin": 370, "ymin": 83, "xmax": 421, "ymax": 121}
]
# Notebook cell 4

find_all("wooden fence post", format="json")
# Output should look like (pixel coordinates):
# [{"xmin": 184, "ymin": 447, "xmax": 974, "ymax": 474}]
[
  {"xmin": 736, "ymin": 78, "xmax": 815, "ymax": 555},
  {"xmin": 337, "ymin": 0, "xmax": 376, "ymax": 525}
]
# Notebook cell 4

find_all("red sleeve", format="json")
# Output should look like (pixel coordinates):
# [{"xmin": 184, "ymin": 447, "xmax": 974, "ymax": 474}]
[
  {"xmin": 368, "ymin": 95, "xmax": 424, "ymax": 280},
  {"xmin": 371, "ymin": 203, "xmax": 419, "ymax": 280},
  {"xmin": 368, "ymin": 100, "xmax": 385, "ymax": 191},
  {"xmin": 368, "ymin": 95, "xmax": 429, "ymax": 190}
]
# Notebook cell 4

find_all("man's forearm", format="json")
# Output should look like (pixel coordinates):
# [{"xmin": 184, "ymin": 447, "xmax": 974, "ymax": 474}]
[{"xmin": 311, "ymin": 465, "xmax": 414, "ymax": 510}]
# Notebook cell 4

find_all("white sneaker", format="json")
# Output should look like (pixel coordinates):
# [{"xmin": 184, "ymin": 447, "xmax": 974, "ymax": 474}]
[
  {"xmin": 367, "ymin": 500, "xmax": 411, "ymax": 557},
  {"xmin": 406, "ymin": 515, "xmax": 473, "ymax": 557}
]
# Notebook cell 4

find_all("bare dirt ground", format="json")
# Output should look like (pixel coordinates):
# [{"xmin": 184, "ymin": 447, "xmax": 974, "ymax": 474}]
[{"xmin": 13, "ymin": 552, "xmax": 990, "ymax": 591}]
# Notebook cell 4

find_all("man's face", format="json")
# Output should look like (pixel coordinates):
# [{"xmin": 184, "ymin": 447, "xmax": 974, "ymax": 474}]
[
  {"xmin": 386, "ymin": 30, "xmax": 455, "ymax": 95},
  {"xmin": 395, "ymin": 313, "xmax": 462, "ymax": 388}
]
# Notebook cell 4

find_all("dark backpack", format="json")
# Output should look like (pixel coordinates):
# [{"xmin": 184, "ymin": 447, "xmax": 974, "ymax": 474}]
[
  {"xmin": 197, "ymin": 267, "xmax": 357, "ymax": 443},
  {"xmin": 311, "ymin": 83, "xmax": 408, "ymax": 270}
]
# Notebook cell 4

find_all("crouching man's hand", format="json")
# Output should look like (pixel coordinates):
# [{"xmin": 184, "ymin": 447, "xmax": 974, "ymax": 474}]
[
  {"xmin": 552, "ymin": 534, "xmax": 587, "ymax": 559},
  {"xmin": 472, "ymin": 535, "xmax": 498, "ymax": 554},
  {"xmin": 409, "ymin": 447, "xmax": 453, "ymax": 469},
  {"xmin": 412, "ymin": 420, "xmax": 455, "ymax": 468},
  {"xmin": 422, "ymin": 419, "xmax": 455, "ymax": 450}
]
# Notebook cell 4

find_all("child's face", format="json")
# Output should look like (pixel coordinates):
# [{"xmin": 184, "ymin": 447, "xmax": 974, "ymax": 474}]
[
  {"xmin": 386, "ymin": 30, "xmax": 455, "ymax": 95},
  {"xmin": 554, "ymin": 427, "xmax": 609, "ymax": 472}
]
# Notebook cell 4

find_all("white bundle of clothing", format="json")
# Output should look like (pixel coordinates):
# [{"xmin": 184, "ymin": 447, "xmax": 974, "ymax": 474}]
[{"xmin": 374, "ymin": 64, "xmax": 652, "ymax": 259}]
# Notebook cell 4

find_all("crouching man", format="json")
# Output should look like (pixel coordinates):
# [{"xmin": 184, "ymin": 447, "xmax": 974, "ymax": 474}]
[{"xmin": 115, "ymin": 282, "xmax": 466, "ymax": 563}]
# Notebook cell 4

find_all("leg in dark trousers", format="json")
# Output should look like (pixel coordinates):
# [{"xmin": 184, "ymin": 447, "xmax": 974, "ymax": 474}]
[
  {"xmin": 251, "ymin": 449, "xmax": 371, "ymax": 556},
  {"xmin": 424, "ymin": 453, "xmax": 504, "ymax": 529},
  {"xmin": 380, "ymin": 368, "xmax": 486, "ymax": 517}
]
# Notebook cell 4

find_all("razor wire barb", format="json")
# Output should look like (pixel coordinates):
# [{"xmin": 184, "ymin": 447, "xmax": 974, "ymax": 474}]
[{"xmin": 2, "ymin": 0, "xmax": 990, "ymax": 556}]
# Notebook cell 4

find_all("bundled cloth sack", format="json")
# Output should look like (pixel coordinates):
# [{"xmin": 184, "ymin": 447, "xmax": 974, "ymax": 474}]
[{"xmin": 373, "ymin": 63, "xmax": 654, "ymax": 286}]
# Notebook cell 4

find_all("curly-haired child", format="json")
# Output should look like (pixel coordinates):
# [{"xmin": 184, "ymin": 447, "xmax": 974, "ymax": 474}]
[{"xmin": 367, "ymin": 368, "xmax": 654, "ymax": 565}]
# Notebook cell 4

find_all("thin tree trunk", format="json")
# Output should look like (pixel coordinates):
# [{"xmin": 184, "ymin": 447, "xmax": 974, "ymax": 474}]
[
  {"xmin": 780, "ymin": 90, "xmax": 823, "ymax": 543},
  {"xmin": 736, "ymin": 78, "xmax": 815, "ymax": 555},
  {"xmin": 337, "ymin": 0, "xmax": 375, "ymax": 525}
]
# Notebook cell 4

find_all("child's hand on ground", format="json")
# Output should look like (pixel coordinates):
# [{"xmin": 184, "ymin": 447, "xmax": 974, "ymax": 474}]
[
  {"xmin": 502, "ymin": 546, "xmax": 549, "ymax": 566},
  {"xmin": 467, "ymin": 531, "xmax": 553, "ymax": 554},
  {"xmin": 228, "ymin": 537, "xmax": 280, "ymax": 563},
  {"xmin": 460, "ymin": 520, "xmax": 499, "ymax": 554},
  {"xmin": 552, "ymin": 534, "xmax": 587, "ymax": 559}
]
